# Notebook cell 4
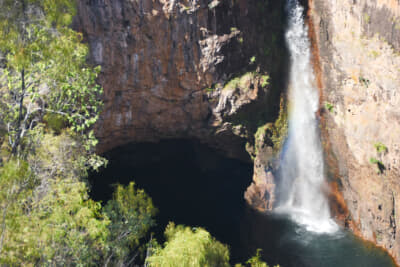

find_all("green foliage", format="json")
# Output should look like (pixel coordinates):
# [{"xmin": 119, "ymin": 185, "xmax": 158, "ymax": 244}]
[
  {"xmin": 230, "ymin": 27, "xmax": 238, "ymax": 32},
  {"xmin": 261, "ymin": 75, "xmax": 269, "ymax": 88},
  {"xmin": 43, "ymin": 113, "xmax": 67, "ymax": 134},
  {"xmin": 223, "ymin": 73, "xmax": 252, "ymax": 91},
  {"xmin": 325, "ymin": 102, "xmax": 334, "ymax": 112},
  {"xmin": 0, "ymin": 2, "xmax": 116, "ymax": 265},
  {"xmin": 255, "ymin": 97, "xmax": 288, "ymax": 154},
  {"xmin": 104, "ymin": 182, "xmax": 157, "ymax": 265},
  {"xmin": 369, "ymin": 50, "xmax": 380, "ymax": 58},
  {"xmin": 374, "ymin": 142, "xmax": 388, "ymax": 154},
  {"xmin": 238, "ymin": 37, "xmax": 244, "ymax": 44},
  {"xmin": 224, "ymin": 77, "xmax": 241, "ymax": 91},
  {"xmin": 223, "ymin": 72, "xmax": 268, "ymax": 92},
  {"xmin": 29, "ymin": 132, "xmax": 87, "ymax": 180},
  {"xmin": 359, "ymin": 76, "xmax": 370, "ymax": 87},
  {"xmin": 235, "ymin": 249, "xmax": 277, "ymax": 267},
  {"xmin": 204, "ymin": 82, "xmax": 222, "ymax": 93},
  {"xmin": 0, "ymin": 160, "xmax": 109, "ymax": 266},
  {"xmin": 369, "ymin": 157, "xmax": 385, "ymax": 174},
  {"xmin": 246, "ymin": 249, "xmax": 269, "ymax": 267},
  {"xmin": 0, "ymin": 152, "xmax": 156, "ymax": 266},
  {"xmin": 369, "ymin": 142, "xmax": 388, "ymax": 174},
  {"xmin": 250, "ymin": 56, "xmax": 256, "ymax": 64},
  {"xmin": 146, "ymin": 223, "xmax": 230, "ymax": 267},
  {"xmin": 0, "ymin": 0, "xmax": 103, "ymax": 157}
]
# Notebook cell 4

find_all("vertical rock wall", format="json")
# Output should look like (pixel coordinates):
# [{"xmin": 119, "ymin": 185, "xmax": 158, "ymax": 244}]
[
  {"xmin": 309, "ymin": 0, "xmax": 400, "ymax": 262},
  {"xmin": 75, "ymin": 0, "xmax": 287, "ymax": 161}
]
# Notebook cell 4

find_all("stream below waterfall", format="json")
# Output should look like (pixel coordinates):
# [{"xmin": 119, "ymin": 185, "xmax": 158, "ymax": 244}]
[{"xmin": 241, "ymin": 209, "xmax": 396, "ymax": 267}]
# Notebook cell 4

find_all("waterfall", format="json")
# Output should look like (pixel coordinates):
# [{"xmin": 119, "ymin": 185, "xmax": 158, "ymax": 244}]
[{"xmin": 276, "ymin": 0, "xmax": 338, "ymax": 234}]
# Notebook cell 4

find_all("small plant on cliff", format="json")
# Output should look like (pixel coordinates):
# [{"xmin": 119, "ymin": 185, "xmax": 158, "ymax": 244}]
[
  {"xmin": 208, "ymin": 0, "xmax": 220, "ymax": 9},
  {"xmin": 254, "ymin": 97, "xmax": 288, "ymax": 155},
  {"xmin": 261, "ymin": 75, "xmax": 269, "ymax": 88},
  {"xmin": 250, "ymin": 56, "xmax": 256, "ymax": 64},
  {"xmin": 370, "ymin": 157, "xmax": 385, "ymax": 174},
  {"xmin": 374, "ymin": 142, "xmax": 388, "ymax": 154},
  {"xmin": 223, "ymin": 77, "xmax": 241, "ymax": 91},
  {"xmin": 369, "ymin": 50, "xmax": 380, "ymax": 59},
  {"xmin": 223, "ymin": 72, "xmax": 254, "ymax": 91},
  {"xmin": 359, "ymin": 76, "xmax": 370, "ymax": 87},
  {"xmin": 325, "ymin": 102, "xmax": 334, "ymax": 113}
]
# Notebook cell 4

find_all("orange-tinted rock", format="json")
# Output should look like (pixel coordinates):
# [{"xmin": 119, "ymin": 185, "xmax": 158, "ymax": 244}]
[
  {"xmin": 309, "ymin": 0, "xmax": 400, "ymax": 263},
  {"xmin": 75, "ymin": 0, "xmax": 287, "ymax": 162}
]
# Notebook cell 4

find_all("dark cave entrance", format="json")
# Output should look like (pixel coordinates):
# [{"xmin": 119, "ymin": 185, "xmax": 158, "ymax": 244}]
[{"xmin": 89, "ymin": 139, "xmax": 254, "ymax": 262}]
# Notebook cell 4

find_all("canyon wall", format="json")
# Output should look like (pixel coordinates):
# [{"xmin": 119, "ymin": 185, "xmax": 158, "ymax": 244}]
[
  {"xmin": 309, "ymin": 0, "xmax": 400, "ymax": 262},
  {"xmin": 76, "ymin": 0, "xmax": 400, "ymax": 262},
  {"xmin": 75, "ymin": 0, "xmax": 287, "ymax": 162}
]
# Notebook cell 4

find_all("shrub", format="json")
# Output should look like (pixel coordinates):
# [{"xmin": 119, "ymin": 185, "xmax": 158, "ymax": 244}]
[
  {"xmin": 261, "ymin": 75, "xmax": 269, "ymax": 88},
  {"xmin": 374, "ymin": 142, "xmax": 388, "ymax": 154},
  {"xmin": 146, "ymin": 223, "xmax": 230, "ymax": 267},
  {"xmin": 369, "ymin": 157, "xmax": 385, "ymax": 174},
  {"xmin": 359, "ymin": 76, "xmax": 370, "ymax": 87},
  {"xmin": 104, "ymin": 182, "xmax": 157, "ymax": 265}
]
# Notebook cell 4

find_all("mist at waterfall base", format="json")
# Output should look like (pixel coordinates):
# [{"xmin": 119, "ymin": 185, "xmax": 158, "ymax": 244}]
[{"xmin": 275, "ymin": 0, "xmax": 337, "ymax": 234}]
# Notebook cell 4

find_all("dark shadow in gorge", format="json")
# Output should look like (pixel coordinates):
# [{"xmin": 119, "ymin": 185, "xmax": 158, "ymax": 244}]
[{"xmin": 89, "ymin": 139, "xmax": 253, "ymax": 263}]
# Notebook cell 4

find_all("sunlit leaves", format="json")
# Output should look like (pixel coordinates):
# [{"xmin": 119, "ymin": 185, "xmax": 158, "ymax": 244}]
[
  {"xmin": 0, "ymin": 0, "xmax": 103, "ymax": 158},
  {"xmin": 104, "ymin": 182, "xmax": 157, "ymax": 265},
  {"xmin": 146, "ymin": 223, "xmax": 230, "ymax": 267}
]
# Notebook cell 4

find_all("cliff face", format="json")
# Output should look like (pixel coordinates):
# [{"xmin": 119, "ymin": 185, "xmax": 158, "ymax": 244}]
[
  {"xmin": 309, "ymin": 0, "xmax": 400, "ymax": 262},
  {"xmin": 75, "ymin": 0, "xmax": 400, "ymax": 261},
  {"xmin": 75, "ymin": 0, "xmax": 287, "ymax": 162}
]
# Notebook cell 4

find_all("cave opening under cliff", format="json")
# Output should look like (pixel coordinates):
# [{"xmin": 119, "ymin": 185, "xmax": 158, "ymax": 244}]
[{"xmin": 89, "ymin": 139, "xmax": 253, "ymax": 262}]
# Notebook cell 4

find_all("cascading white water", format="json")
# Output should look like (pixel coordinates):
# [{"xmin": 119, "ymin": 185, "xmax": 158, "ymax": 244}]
[{"xmin": 276, "ymin": 0, "xmax": 338, "ymax": 234}]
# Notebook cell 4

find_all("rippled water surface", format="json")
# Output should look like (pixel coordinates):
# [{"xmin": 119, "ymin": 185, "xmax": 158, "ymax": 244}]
[{"xmin": 239, "ymin": 210, "xmax": 396, "ymax": 267}]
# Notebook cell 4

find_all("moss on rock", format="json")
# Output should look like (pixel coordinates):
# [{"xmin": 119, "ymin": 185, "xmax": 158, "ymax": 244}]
[{"xmin": 254, "ymin": 96, "xmax": 288, "ymax": 155}]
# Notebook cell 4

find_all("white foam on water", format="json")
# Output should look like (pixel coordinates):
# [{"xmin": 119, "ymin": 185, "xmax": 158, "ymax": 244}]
[{"xmin": 276, "ymin": 0, "xmax": 338, "ymax": 235}]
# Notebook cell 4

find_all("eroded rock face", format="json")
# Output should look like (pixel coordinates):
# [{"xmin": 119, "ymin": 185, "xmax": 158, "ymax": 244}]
[
  {"xmin": 309, "ymin": 0, "xmax": 400, "ymax": 262},
  {"xmin": 75, "ymin": 0, "xmax": 287, "ymax": 161}
]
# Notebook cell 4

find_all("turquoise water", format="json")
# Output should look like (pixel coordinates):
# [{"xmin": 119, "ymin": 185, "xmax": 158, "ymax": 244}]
[{"xmin": 239, "ymin": 210, "xmax": 396, "ymax": 267}]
